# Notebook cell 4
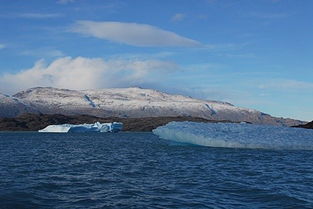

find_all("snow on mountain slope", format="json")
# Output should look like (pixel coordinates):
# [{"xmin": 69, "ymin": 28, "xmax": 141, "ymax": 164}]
[
  {"xmin": 4, "ymin": 87, "xmax": 304, "ymax": 126},
  {"xmin": 0, "ymin": 93, "xmax": 38, "ymax": 117}
]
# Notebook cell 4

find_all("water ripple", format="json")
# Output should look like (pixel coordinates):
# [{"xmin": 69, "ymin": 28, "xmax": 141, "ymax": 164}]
[{"xmin": 0, "ymin": 132, "xmax": 313, "ymax": 208}]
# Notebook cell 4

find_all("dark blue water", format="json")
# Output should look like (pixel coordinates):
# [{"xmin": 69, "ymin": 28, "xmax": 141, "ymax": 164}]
[{"xmin": 1, "ymin": 132, "xmax": 313, "ymax": 209}]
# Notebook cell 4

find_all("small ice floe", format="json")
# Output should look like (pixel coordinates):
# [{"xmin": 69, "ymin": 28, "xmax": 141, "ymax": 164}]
[{"xmin": 38, "ymin": 122, "xmax": 123, "ymax": 133}]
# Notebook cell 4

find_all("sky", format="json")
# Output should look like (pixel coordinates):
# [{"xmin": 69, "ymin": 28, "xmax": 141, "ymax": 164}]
[{"xmin": 0, "ymin": 0, "xmax": 312, "ymax": 121}]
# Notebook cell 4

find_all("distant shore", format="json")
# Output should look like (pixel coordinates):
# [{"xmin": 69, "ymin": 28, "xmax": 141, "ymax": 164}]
[
  {"xmin": 0, "ymin": 113, "xmax": 220, "ymax": 132},
  {"xmin": 293, "ymin": 121, "xmax": 313, "ymax": 129},
  {"xmin": 1, "ymin": 113, "xmax": 311, "ymax": 132}
]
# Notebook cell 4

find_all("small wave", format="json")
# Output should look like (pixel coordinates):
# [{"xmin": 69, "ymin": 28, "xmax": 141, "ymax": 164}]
[{"xmin": 153, "ymin": 122, "xmax": 313, "ymax": 150}]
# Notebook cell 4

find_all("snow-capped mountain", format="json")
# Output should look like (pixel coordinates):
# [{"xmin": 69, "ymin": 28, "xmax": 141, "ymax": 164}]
[
  {"xmin": 0, "ymin": 87, "xmax": 304, "ymax": 126},
  {"xmin": 0, "ymin": 93, "xmax": 38, "ymax": 117}
]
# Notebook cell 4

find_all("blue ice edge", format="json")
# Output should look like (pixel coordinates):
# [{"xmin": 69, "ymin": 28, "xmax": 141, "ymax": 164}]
[
  {"xmin": 38, "ymin": 122, "xmax": 123, "ymax": 133},
  {"xmin": 152, "ymin": 122, "xmax": 313, "ymax": 150}
]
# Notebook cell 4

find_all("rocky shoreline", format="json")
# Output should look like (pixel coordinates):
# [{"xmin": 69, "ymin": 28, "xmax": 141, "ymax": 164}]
[
  {"xmin": 293, "ymin": 121, "xmax": 313, "ymax": 129},
  {"xmin": 1, "ymin": 113, "xmax": 311, "ymax": 132},
  {"xmin": 0, "ymin": 113, "xmax": 222, "ymax": 132}
]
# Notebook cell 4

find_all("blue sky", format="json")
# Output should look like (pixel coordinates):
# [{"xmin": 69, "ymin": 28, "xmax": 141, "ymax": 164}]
[{"xmin": 0, "ymin": 0, "xmax": 312, "ymax": 121}]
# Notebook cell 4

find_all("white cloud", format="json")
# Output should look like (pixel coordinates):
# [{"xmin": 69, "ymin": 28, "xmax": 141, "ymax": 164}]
[
  {"xmin": 258, "ymin": 79, "xmax": 313, "ymax": 90},
  {"xmin": 171, "ymin": 13, "xmax": 185, "ymax": 22},
  {"xmin": 70, "ymin": 21, "xmax": 201, "ymax": 47},
  {"xmin": 17, "ymin": 13, "xmax": 63, "ymax": 18},
  {"xmin": 57, "ymin": 0, "xmax": 76, "ymax": 4},
  {"xmin": 0, "ymin": 44, "xmax": 5, "ymax": 49},
  {"xmin": 0, "ymin": 57, "xmax": 178, "ymax": 94},
  {"xmin": 108, "ymin": 51, "xmax": 176, "ymax": 60},
  {"xmin": 20, "ymin": 48, "xmax": 65, "ymax": 58},
  {"xmin": 249, "ymin": 12, "xmax": 288, "ymax": 19}
]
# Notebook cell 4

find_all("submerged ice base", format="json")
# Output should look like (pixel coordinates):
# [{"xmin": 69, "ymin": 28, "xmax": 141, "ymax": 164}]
[
  {"xmin": 153, "ymin": 122, "xmax": 313, "ymax": 150},
  {"xmin": 39, "ymin": 122, "xmax": 123, "ymax": 133}
]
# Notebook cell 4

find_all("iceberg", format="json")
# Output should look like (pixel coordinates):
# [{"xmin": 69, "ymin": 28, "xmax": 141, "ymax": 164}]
[
  {"xmin": 39, "ymin": 122, "xmax": 123, "ymax": 133},
  {"xmin": 153, "ymin": 122, "xmax": 313, "ymax": 150}
]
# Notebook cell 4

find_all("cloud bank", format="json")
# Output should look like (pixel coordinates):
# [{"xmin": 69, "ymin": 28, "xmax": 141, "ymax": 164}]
[
  {"xmin": 0, "ymin": 57, "xmax": 177, "ymax": 94},
  {"xmin": 70, "ymin": 21, "xmax": 201, "ymax": 47}
]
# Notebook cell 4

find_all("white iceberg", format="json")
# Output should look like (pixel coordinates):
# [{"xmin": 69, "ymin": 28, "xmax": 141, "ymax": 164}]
[
  {"xmin": 39, "ymin": 122, "xmax": 123, "ymax": 133},
  {"xmin": 153, "ymin": 122, "xmax": 313, "ymax": 150}
]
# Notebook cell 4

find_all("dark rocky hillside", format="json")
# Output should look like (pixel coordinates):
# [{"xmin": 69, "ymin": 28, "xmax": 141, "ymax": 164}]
[
  {"xmin": 294, "ymin": 121, "xmax": 313, "ymax": 129},
  {"xmin": 0, "ymin": 113, "xmax": 223, "ymax": 132}
]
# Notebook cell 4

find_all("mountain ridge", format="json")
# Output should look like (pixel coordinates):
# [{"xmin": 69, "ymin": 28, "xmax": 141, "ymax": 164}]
[{"xmin": 0, "ymin": 87, "xmax": 305, "ymax": 126}]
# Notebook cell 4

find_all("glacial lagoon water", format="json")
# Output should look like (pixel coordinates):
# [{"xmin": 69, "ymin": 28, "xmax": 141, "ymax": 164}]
[{"xmin": 1, "ymin": 132, "xmax": 313, "ymax": 208}]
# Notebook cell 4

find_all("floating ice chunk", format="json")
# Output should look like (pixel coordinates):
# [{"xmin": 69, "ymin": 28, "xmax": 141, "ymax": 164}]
[
  {"xmin": 153, "ymin": 122, "xmax": 313, "ymax": 150},
  {"xmin": 39, "ymin": 122, "xmax": 123, "ymax": 133}
]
